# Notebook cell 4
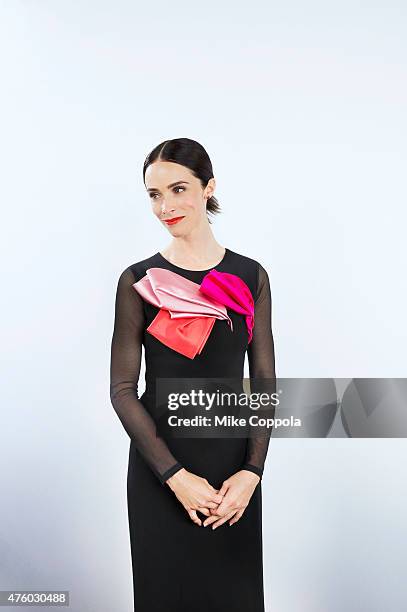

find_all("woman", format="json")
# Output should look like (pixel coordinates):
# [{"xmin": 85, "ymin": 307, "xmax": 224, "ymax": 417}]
[{"xmin": 110, "ymin": 137, "xmax": 276, "ymax": 612}]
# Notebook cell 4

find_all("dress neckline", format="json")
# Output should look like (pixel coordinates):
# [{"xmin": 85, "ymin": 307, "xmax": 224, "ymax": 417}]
[{"xmin": 155, "ymin": 247, "xmax": 229, "ymax": 273}]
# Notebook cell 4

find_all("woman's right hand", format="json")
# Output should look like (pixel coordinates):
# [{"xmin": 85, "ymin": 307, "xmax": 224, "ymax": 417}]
[{"xmin": 166, "ymin": 468, "xmax": 224, "ymax": 526}]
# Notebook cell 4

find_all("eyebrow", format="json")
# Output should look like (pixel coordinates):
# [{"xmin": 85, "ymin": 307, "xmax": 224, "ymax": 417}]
[{"xmin": 146, "ymin": 181, "xmax": 190, "ymax": 193}]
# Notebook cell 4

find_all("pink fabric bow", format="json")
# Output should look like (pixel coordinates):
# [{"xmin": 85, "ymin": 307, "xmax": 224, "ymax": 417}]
[
  {"xmin": 133, "ymin": 267, "xmax": 233, "ymax": 326},
  {"xmin": 132, "ymin": 267, "xmax": 254, "ymax": 358},
  {"xmin": 200, "ymin": 269, "xmax": 255, "ymax": 343},
  {"xmin": 133, "ymin": 268, "xmax": 232, "ymax": 359}
]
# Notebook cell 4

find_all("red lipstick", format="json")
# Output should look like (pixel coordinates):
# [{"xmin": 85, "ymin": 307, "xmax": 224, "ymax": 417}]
[{"xmin": 163, "ymin": 216, "xmax": 185, "ymax": 225}]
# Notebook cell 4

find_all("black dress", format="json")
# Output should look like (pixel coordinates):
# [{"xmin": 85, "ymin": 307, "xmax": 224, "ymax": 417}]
[{"xmin": 110, "ymin": 247, "xmax": 276, "ymax": 612}]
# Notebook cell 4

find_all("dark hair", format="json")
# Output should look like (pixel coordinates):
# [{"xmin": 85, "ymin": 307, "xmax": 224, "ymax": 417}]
[{"xmin": 143, "ymin": 138, "xmax": 221, "ymax": 224}]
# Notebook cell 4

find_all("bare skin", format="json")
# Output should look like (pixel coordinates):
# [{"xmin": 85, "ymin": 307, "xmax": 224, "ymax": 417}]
[
  {"xmin": 145, "ymin": 160, "xmax": 260, "ymax": 527},
  {"xmin": 167, "ymin": 468, "xmax": 260, "ymax": 528},
  {"xmin": 145, "ymin": 159, "xmax": 224, "ymax": 270},
  {"xmin": 202, "ymin": 470, "xmax": 260, "ymax": 528},
  {"xmin": 165, "ymin": 468, "xmax": 224, "ymax": 527}
]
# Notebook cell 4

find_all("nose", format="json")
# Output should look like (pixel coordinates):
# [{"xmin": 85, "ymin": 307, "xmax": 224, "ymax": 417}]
[{"xmin": 160, "ymin": 201, "xmax": 175, "ymax": 215}]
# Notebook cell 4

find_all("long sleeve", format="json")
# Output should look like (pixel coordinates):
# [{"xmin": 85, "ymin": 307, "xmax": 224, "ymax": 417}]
[
  {"xmin": 242, "ymin": 262, "xmax": 276, "ymax": 479},
  {"xmin": 109, "ymin": 267, "xmax": 184, "ymax": 485}
]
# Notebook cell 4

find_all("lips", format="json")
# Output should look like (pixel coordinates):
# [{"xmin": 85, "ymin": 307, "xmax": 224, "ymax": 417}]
[{"xmin": 163, "ymin": 216, "xmax": 185, "ymax": 225}]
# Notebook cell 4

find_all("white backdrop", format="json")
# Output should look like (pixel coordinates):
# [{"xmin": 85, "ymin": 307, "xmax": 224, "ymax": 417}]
[{"xmin": 1, "ymin": 1, "xmax": 406, "ymax": 610}]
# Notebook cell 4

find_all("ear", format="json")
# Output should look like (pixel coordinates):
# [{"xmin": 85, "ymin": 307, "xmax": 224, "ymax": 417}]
[{"xmin": 205, "ymin": 177, "xmax": 216, "ymax": 199}]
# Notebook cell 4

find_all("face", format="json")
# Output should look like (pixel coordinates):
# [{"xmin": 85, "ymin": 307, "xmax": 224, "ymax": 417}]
[{"xmin": 145, "ymin": 161, "xmax": 216, "ymax": 235}]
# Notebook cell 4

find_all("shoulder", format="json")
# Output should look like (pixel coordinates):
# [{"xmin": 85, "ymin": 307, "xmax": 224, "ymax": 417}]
[
  {"xmin": 227, "ymin": 248, "xmax": 268, "ymax": 274},
  {"xmin": 227, "ymin": 249, "xmax": 270, "ymax": 302},
  {"xmin": 226, "ymin": 249, "xmax": 261, "ymax": 300},
  {"xmin": 117, "ymin": 252, "xmax": 159, "ymax": 284}
]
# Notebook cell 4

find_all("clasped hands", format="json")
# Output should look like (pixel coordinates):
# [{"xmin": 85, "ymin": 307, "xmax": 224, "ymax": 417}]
[{"xmin": 166, "ymin": 468, "xmax": 260, "ymax": 529}]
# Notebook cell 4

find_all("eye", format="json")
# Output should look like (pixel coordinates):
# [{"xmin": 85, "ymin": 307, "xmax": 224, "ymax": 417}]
[{"xmin": 149, "ymin": 187, "xmax": 184, "ymax": 199}]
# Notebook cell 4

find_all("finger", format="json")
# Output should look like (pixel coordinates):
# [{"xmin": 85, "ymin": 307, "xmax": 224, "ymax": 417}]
[
  {"xmin": 209, "ymin": 487, "xmax": 225, "ymax": 499},
  {"xmin": 212, "ymin": 510, "xmax": 237, "ymax": 530},
  {"xmin": 188, "ymin": 509, "xmax": 202, "ymax": 526},
  {"xmin": 202, "ymin": 505, "xmax": 234, "ymax": 526},
  {"xmin": 197, "ymin": 507, "xmax": 210, "ymax": 516},
  {"xmin": 209, "ymin": 493, "xmax": 225, "ymax": 505},
  {"xmin": 229, "ymin": 509, "xmax": 244, "ymax": 526},
  {"xmin": 214, "ymin": 500, "xmax": 237, "ymax": 517},
  {"xmin": 218, "ymin": 481, "xmax": 230, "ymax": 496},
  {"xmin": 203, "ymin": 513, "xmax": 222, "ymax": 527},
  {"xmin": 204, "ymin": 499, "xmax": 223, "ymax": 509}
]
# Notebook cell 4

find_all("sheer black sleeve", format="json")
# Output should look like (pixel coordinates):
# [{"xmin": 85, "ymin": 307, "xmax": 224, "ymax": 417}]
[
  {"xmin": 242, "ymin": 262, "xmax": 276, "ymax": 480},
  {"xmin": 109, "ymin": 267, "xmax": 184, "ymax": 485}
]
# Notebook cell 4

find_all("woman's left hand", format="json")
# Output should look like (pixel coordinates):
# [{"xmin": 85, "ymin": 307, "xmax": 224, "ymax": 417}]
[{"xmin": 202, "ymin": 470, "xmax": 260, "ymax": 529}]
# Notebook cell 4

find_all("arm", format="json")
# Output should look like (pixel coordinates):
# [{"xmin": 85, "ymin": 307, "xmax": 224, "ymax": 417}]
[
  {"xmin": 242, "ymin": 262, "xmax": 276, "ymax": 479},
  {"xmin": 193, "ymin": 262, "xmax": 277, "ymax": 529},
  {"xmin": 109, "ymin": 266, "xmax": 184, "ymax": 485}
]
